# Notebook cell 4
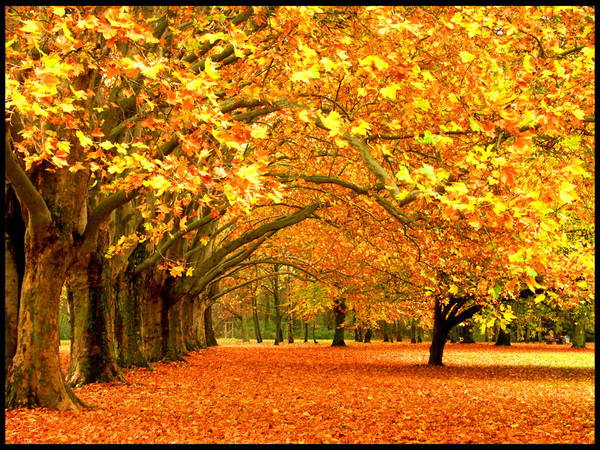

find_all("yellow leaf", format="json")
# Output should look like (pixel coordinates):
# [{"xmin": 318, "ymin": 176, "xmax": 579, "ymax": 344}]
[
  {"xmin": 523, "ymin": 54, "xmax": 532, "ymax": 73},
  {"xmin": 380, "ymin": 83, "xmax": 398, "ymax": 100},
  {"xmin": 559, "ymin": 182, "xmax": 578, "ymax": 204},
  {"xmin": 57, "ymin": 140, "xmax": 71, "ymax": 153},
  {"xmin": 203, "ymin": 58, "xmax": 220, "ymax": 80},
  {"xmin": 32, "ymin": 102, "xmax": 48, "ymax": 118},
  {"xmin": 75, "ymin": 130, "xmax": 93, "ymax": 148},
  {"xmin": 422, "ymin": 71, "xmax": 435, "ymax": 82},
  {"xmin": 251, "ymin": 126, "xmax": 269, "ymax": 139},
  {"xmin": 53, "ymin": 6, "xmax": 66, "ymax": 16},
  {"xmin": 320, "ymin": 110, "xmax": 343, "ymax": 136},
  {"xmin": 298, "ymin": 109, "xmax": 311, "ymax": 123},
  {"xmin": 21, "ymin": 20, "xmax": 41, "ymax": 34},
  {"xmin": 320, "ymin": 57, "xmax": 337, "ymax": 72},
  {"xmin": 449, "ymin": 284, "xmax": 459, "ymax": 295},
  {"xmin": 351, "ymin": 120, "xmax": 371, "ymax": 136},
  {"xmin": 291, "ymin": 71, "xmax": 311, "ymax": 83},
  {"xmin": 62, "ymin": 22, "xmax": 76, "ymax": 43},
  {"xmin": 445, "ymin": 182, "xmax": 468, "ymax": 196},
  {"xmin": 459, "ymin": 51, "xmax": 475, "ymax": 63}
]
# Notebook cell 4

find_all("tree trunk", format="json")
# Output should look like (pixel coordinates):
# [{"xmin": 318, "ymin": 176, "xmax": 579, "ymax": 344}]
[
  {"xmin": 287, "ymin": 309, "xmax": 294, "ymax": 344},
  {"xmin": 241, "ymin": 313, "xmax": 249, "ymax": 342},
  {"xmin": 4, "ymin": 234, "xmax": 20, "ymax": 374},
  {"xmin": 355, "ymin": 326, "xmax": 363, "ymax": 342},
  {"xmin": 572, "ymin": 320, "xmax": 586, "ymax": 348},
  {"xmin": 428, "ymin": 298, "xmax": 448, "ymax": 366},
  {"xmin": 396, "ymin": 320, "xmax": 403, "ymax": 342},
  {"xmin": 331, "ymin": 298, "xmax": 347, "ymax": 347},
  {"xmin": 364, "ymin": 328, "xmax": 372, "ymax": 343},
  {"xmin": 312, "ymin": 322, "xmax": 318, "ymax": 343},
  {"xmin": 273, "ymin": 267, "xmax": 284, "ymax": 345},
  {"xmin": 381, "ymin": 321, "xmax": 389, "ymax": 342},
  {"xmin": 428, "ymin": 295, "xmax": 482, "ymax": 366},
  {"xmin": 66, "ymin": 251, "xmax": 124, "ymax": 387},
  {"xmin": 495, "ymin": 325, "xmax": 512, "ymax": 346},
  {"xmin": 5, "ymin": 185, "xmax": 26, "ymax": 371},
  {"xmin": 263, "ymin": 294, "xmax": 270, "ymax": 329},
  {"xmin": 410, "ymin": 320, "xmax": 418, "ymax": 344},
  {"xmin": 5, "ymin": 240, "xmax": 85, "ymax": 411},
  {"xmin": 252, "ymin": 296, "xmax": 262, "ymax": 343},
  {"xmin": 115, "ymin": 269, "xmax": 151, "ymax": 368},
  {"xmin": 193, "ymin": 300, "xmax": 208, "ymax": 349},
  {"xmin": 204, "ymin": 304, "xmax": 218, "ymax": 347},
  {"xmin": 182, "ymin": 295, "xmax": 199, "ymax": 352},
  {"xmin": 162, "ymin": 291, "xmax": 188, "ymax": 362}
]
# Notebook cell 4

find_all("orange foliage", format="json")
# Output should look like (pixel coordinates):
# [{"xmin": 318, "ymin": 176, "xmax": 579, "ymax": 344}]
[{"xmin": 5, "ymin": 342, "xmax": 594, "ymax": 444}]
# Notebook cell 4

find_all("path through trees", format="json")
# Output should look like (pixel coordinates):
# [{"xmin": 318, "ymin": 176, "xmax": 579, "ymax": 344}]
[{"xmin": 5, "ymin": 341, "xmax": 595, "ymax": 444}]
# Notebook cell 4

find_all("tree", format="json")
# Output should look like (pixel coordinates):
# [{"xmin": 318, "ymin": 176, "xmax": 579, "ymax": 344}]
[
  {"xmin": 331, "ymin": 297, "xmax": 347, "ymax": 347},
  {"xmin": 5, "ymin": 5, "xmax": 594, "ymax": 409}
]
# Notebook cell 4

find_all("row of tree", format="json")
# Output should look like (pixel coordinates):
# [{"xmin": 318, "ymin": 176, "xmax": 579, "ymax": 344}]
[{"xmin": 5, "ymin": 6, "xmax": 594, "ymax": 411}]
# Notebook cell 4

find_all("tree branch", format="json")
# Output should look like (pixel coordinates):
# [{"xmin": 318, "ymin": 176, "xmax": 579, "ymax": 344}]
[
  {"xmin": 134, "ymin": 213, "xmax": 216, "ymax": 274},
  {"xmin": 4, "ymin": 130, "xmax": 52, "ymax": 237},
  {"xmin": 80, "ymin": 188, "xmax": 142, "ymax": 254}
]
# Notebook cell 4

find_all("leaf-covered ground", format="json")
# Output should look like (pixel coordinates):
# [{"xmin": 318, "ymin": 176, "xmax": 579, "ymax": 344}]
[{"xmin": 4, "ymin": 341, "xmax": 595, "ymax": 444}]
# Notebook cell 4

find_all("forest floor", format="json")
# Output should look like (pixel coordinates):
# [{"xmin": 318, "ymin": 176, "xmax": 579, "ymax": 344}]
[{"xmin": 4, "ymin": 340, "xmax": 595, "ymax": 444}]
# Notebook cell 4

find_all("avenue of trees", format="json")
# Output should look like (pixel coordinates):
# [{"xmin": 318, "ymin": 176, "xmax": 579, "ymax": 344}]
[{"xmin": 5, "ymin": 6, "xmax": 595, "ymax": 411}]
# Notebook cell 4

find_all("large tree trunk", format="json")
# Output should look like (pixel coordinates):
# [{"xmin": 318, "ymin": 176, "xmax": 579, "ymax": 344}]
[
  {"xmin": 4, "ymin": 235, "xmax": 20, "ymax": 374},
  {"xmin": 161, "ymin": 291, "xmax": 189, "ymax": 361},
  {"xmin": 140, "ymin": 285, "xmax": 164, "ymax": 363},
  {"xmin": 428, "ymin": 295, "xmax": 482, "ymax": 366},
  {"xmin": 5, "ymin": 240, "xmax": 85, "ymax": 411},
  {"xmin": 115, "ymin": 269, "xmax": 151, "ymax": 368},
  {"xmin": 428, "ymin": 298, "xmax": 448, "ymax": 366},
  {"xmin": 66, "ymin": 251, "xmax": 125, "ymax": 387},
  {"xmin": 331, "ymin": 298, "xmax": 347, "ymax": 347},
  {"xmin": 182, "ymin": 295, "xmax": 202, "ymax": 352},
  {"xmin": 495, "ymin": 326, "xmax": 511, "ymax": 346},
  {"xmin": 5, "ymin": 186, "xmax": 25, "ymax": 373}
]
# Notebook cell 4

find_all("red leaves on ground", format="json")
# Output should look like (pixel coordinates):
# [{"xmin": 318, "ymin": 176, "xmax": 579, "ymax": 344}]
[{"xmin": 5, "ymin": 342, "xmax": 595, "ymax": 444}]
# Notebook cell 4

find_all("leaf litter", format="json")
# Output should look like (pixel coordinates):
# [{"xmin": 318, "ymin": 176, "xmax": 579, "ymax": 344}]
[{"xmin": 5, "ymin": 341, "xmax": 594, "ymax": 444}]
